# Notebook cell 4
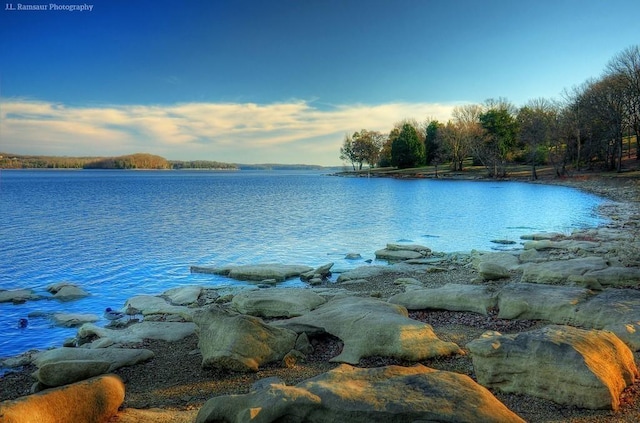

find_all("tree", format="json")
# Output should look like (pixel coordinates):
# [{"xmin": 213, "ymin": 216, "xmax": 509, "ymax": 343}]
[
  {"xmin": 340, "ymin": 130, "xmax": 384, "ymax": 170},
  {"xmin": 339, "ymin": 133, "xmax": 358, "ymax": 170},
  {"xmin": 517, "ymin": 98, "xmax": 558, "ymax": 180},
  {"xmin": 606, "ymin": 45, "xmax": 640, "ymax": 160},
  {"xmin": 450, "ymin": 104, "xmax": 483, "ymax": 171},
  {"xmin": 391, "ymin": 123, "xmax": 425, "ymax": 169},
  {"xmin": 352, "ymin": 129, "xmax": 384, "ymax": 169},
  {"xmin": 478, "ymin": 99, "xmax": 519, "ymax": 177}
]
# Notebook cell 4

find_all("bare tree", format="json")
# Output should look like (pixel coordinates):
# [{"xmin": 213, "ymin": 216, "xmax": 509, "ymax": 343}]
[
  {"xmin": 606, "ymin": 45, "xmax": 640, "ymax": 160},
  {"xmin": 517, "ymin": 98, "xmax": 558, "ymax": 180},
  {"xmin": 449, "ymin": 104, "xmax": 483, "ymax": 171}
]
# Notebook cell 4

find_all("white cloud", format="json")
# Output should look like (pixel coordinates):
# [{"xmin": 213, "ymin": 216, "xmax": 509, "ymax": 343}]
[{"xmin": 0, "ymin": 98, "xmax": 458, "ymax": 165}]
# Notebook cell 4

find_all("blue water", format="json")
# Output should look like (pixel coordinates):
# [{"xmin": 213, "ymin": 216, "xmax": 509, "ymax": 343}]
[{"xmin": 0, "ymin": 170, "xmax": 609, "ymax": 359}]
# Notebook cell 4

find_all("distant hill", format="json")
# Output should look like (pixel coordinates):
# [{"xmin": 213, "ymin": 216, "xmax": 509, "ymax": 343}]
[{"xmin": 0, "ymin": 153, "xmax": 336, "ymax": 171}]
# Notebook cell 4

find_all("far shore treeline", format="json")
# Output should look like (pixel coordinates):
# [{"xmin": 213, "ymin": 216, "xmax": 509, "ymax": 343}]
[
  {"xmin": 0, "ymin": 152, "xmax": 330, "ymax": 171},
  {"xmin": 340, "ymin": 45, "xmax": 640, "ymax": 179}
]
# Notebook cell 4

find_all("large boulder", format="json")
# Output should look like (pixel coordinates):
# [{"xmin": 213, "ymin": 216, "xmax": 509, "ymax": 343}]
[
  {"xmin": 467, "ymin": 325, "xmax": 638, "ymax": 410},
  {"xmin": 0, "ymin": 375, "xmax": 124, "ymax": 423},
  {"xmin": 271, "ymin": 296, "xmax": 461, "ymax": 364},
  {"xmin": 195, "ymin": 364, "xmax": 525, "ymax": 423},
  {"xmin": 231, "ymin": 288, "xmax": 326, "ymax": 318},
  {"xmin": 388, "ymin": 283, "xmax": 497, "ymax": 315},
  {"xmin": 77, "ymin": 321, "xmax": 196, "ymax": 344},
  {"xmin": 191, "ymin": 263, "xmax": 313, "ymax": 282},
  {"xmin": 193, "ymin": 305, "xmax": 298, "ymax": 372}
]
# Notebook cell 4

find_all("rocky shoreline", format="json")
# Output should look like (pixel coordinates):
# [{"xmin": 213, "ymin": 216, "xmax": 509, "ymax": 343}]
[{"xmin": 2, "ymin": 174, "xmax": 640, "ymax": 422}]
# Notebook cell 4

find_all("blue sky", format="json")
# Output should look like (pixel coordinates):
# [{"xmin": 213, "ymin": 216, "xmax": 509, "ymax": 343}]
[{"xmin": 1, "ymin": 0, "xmax": 639, "ymax": 165}]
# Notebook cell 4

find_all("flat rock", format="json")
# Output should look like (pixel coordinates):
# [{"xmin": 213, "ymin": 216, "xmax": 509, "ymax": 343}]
[
  {"xmin": 389, "ymin": 283, "xmax": 497, "ymax": 315},
  {"xmin": 192, "ymin": 263, "xmax": 313, "ymax": 282},
  {"xmin": 472, "ymin": 251, "xmax": 521, "ymax": 271},
  {"xmin": 231, "ymin": 288, "xmax": 326, "ymax": 318},
  {"xmin": 584, "ymin": 266, "xmax": 640, "ymax": 287},
  {"xmin": 271, "ymin": 296, "xmax": 461, "ymax": 364},
  {"xmin": 375, "ymin": 248, "xmax": 423, "ymax": 261},
  {"xmin": 193, "ymin": 305, "xmax": 297, "ymax": 372},
  {"xmin": 33, "ymin": 359, "xmax": 111, "ymax": 386},
  {"xmin": 468, "ymin": 325, "xmax": 638, "ymax": 410},
  {"xmin": 124, "ymin": 295, "xmax": 193, "ymax": 320},
  {"xmin": 521, "ymin": 256, "xmax": 609, "ymax": 284},
  {"xmin": 195, "ymin": 364, "xmax": 525, "ymax": 423},
  {"xmin": 0, "ymin": 375, "xmax": 124, "ymax": 423},
  {"xmin": 336, "ymin": 265, "xmax": 388, "ymax": 282},
  {"xmin": 497, "ymin": 282, "xmax": 592, "ymax": 322},
  {"xmin": 34, "ymin": 347, "xmax": 154, "ymax": 372},
  {"xmin": 161, "ymin": 286, "xmax": 203, "ymax": 305},
  {"xmin": 51, "ymin": 313, "xmax": 100, "ymax": 327},
  {"xmin": 77, "ymin": 321, "xmax": 197, "ymax": 344}
]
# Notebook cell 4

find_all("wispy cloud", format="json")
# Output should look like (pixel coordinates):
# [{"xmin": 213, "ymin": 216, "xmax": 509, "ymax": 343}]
[{"xmin": 0, "ymin": 98, "xmax": 457, "ymax": 165}]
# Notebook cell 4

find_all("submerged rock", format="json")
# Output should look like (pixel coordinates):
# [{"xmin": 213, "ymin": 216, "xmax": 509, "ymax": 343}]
[{"xmin": 191, "ymin": 263, "xmax": 313, "ymax": 282}]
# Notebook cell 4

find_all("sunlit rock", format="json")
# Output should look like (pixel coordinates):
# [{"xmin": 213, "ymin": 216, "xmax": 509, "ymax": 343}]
[
  {"xmin": 195, "ymin": 364, "xmax": 525, "ymax": 423},
  {"xmin": 271, "ymin": 296, "xmax": 461, "ymax": 364},
  {"xmin": 0, "ymin": 375, "xmax": 124, "ymax": 423},
  {"xmin": 468, "ymin": 325, "xmax": 638, "ymax": 410}
]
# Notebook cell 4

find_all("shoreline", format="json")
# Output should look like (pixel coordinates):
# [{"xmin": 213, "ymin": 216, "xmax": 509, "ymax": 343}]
[{"xmin": 2, "ymin": 172, "xmax": 640, "ymax": 422}]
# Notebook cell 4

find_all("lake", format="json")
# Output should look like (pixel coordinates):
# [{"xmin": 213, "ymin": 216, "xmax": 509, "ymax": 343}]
[{"xmin": 0, "ymin": 169, "xmax": 609, "ymax": 359}]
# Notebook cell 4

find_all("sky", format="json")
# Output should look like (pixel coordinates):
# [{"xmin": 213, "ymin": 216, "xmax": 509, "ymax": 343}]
[{"xmin": 1, "ymin": 0, "xmax": 639, "ymax": 166}]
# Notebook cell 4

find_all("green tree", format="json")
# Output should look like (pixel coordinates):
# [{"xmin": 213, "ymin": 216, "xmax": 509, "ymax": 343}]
[
  {"xmin": 391, "ymin": 123, "xmax": 425, "ymax": 169},
  {"xmin": 478, "ymin": 99, "xmax": 519, "ymax": 177},
  {"xmin": 352, "ymin": 129, "xmax": 384, "ymax": 169},
  {"xmin": 424, "ymin": 120, "xmax": 442, "ymax": 165},
  {"xmin": 339, "ymin": 133, "xmax": 358, "ymax": 170}
]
